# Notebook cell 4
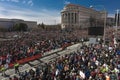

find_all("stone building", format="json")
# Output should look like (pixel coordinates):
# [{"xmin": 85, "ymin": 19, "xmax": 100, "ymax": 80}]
[
  {"xmin": 61, "ymin": 4, "xmax": 107, "ymax": 29},
  {"xmin": 0, "ymin": 18, "xmax": 37, "ymax": 29},
  {"xmin": 107, "ymin": 17, "xmax": 115, "ymax": 27}
]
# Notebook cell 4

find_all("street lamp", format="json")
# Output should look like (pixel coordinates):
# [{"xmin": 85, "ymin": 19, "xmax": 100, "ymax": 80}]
[
  {"xmin": 115, "ymin": 9, "xmax": 119, "ymax": 44},
  {"xmin": 103, "ymin": 10, "xmax": 107, "ymax": 45}
]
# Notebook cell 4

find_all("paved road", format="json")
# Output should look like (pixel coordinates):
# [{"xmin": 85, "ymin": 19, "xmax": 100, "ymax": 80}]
[{"xmin": 0, "ymin": 43, "xmax": 82, "ymax": 80}]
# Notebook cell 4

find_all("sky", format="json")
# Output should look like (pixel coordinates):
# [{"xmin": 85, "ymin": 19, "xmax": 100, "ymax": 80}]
[{"xmin": 0, "ymin": 0, "xmax": 120, "ymax": 24}]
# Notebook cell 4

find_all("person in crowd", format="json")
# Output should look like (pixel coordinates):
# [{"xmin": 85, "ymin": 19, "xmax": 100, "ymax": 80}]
[
  {"xmin": 0, "ymin": 28, "xmax": 119, "ymax": 80},
  {"xmin": 1, "ymin": 65, "xmax": 6, "ymax": 76},
  {"xmin": 14, "ymin": 62, "xmax": 20, "ymax": 74}
]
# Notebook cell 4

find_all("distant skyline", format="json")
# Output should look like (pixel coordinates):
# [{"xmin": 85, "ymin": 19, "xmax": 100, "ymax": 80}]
[{"xmin": 0, "ymin": 0, "xmax": 120, "ymax": 24}]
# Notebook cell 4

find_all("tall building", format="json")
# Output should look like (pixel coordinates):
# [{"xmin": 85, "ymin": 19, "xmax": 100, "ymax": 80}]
[
  {"xmin": 0, "ymin": 18, "xmax": 37, "ymax": 29},
  {"xmin": 61, "ymin": 4, "xmax": 107, "ymax": 29}
]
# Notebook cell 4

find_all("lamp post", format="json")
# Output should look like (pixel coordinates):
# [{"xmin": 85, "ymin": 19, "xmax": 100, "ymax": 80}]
[
  {"xmin": 103, "ymin": 10, "xmax": 107, "ymax": 45},
  {"xmin": 115, "ymin": 9, "xmax": 119, "ymax": 44}
]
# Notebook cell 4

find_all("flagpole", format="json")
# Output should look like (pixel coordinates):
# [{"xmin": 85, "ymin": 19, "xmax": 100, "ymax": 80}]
[{"xmin": 115, "ymin": 9, "xmax": 119, "ymax": 45}]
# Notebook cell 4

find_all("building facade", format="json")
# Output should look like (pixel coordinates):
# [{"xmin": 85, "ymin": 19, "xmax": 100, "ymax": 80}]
[
  {"xmin": 107, "ymin": 17, "xmax": 115, "ymax": 27},
  {"xmin": 61, "ymin": 4, "xmax": 107, "ymax": 29},
  {"xmin": 0, "ymin": 18, "xmax": 37, "ymax": 29}
]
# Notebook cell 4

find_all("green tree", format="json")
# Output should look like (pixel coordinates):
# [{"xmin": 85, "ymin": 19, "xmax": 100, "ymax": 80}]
[
  {"xmin": 37, "ymin": 22, "xmax": 46, "ymax": 30},
  {"xmin": 12, "ymin": 23, "xmax": 28, "ymax": 31},
  {"xmin": 0, "ymin": 27, "xmax": 7, "ymax": 32},
  {"xmin": 0, "ymin": 27, "xmax": 8, "ymax": 38},
  {"xmin": 41, "ymin": 22, "xmax": 45, "ymax": 29}
]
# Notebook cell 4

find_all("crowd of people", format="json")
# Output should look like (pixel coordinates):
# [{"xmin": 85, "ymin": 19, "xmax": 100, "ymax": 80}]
[
  {"xmin": 0, "ymin": 30, "xmax": 81, "ymax": 71},
  {"xmin": 8, "ymin": 43, "xmax": 120, "ymax": 80},
  {"xmin": 0, "ymin": 28, "xmax": 120, "ymax": 80}
]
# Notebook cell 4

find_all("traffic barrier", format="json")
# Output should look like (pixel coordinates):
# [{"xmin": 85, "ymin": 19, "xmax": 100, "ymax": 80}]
[
  {"xmin": 9, "ymin": 53, "xmax": 42, "ymax": 68},
  {"xmin": 1, "ymin": 43, "xmax": 73, "ymax": 69}
]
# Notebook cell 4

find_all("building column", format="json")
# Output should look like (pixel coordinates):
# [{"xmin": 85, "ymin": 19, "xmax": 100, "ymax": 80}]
[
  {"xmin": 61, "ymin": 13, "xmax": 64, "ymax": 23},
  {"xmin": 64, "ymin": 13, "xmax": 66, "ymax": 23},
  {"xmin": 63, "ymin": 13, "xmax": 65, "ymax": 23},
  {"xmin": 75, "ymin": 13, "xmax": 77, "ymax": 24},
  {"xmin": 76, "ymin": 13, "xmax": 78, "ymax": 24},
  {"xmin": 73, "ymin": 12, "xmax": 75, "ymax": 24},
  {"xmin": 66, "ymin": 13, "xmax": 68, "ymax": 25},
  {"xmin": 70, "ymin": 13, "xmax": 72, "ymax": 25},
  {"xmin": 71, "ymin": 13, "xmax": 73, "ymax": 24},
  {"xmin": 68, "ymin": 13, "xmax": 70, "ymax": 26}
]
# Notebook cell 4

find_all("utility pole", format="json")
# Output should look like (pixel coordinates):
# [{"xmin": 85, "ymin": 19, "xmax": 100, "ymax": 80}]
[
  {"xmin": 115, "ymin": 9, "xmax": 119, "ymax": 42},
  {"xmin": 103, "ymin": 10, "xmax": 107, "ymax": 45}
]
